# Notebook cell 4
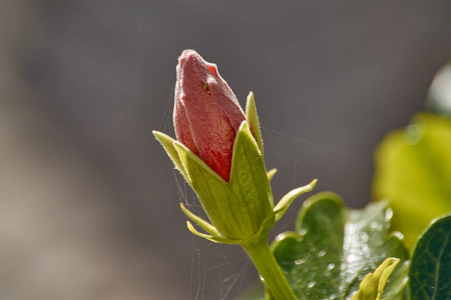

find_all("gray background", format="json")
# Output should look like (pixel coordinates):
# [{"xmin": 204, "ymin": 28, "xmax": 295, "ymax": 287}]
[{"xmin": 0, "ymin": 2, "xmax": 450, "ymax": 300}]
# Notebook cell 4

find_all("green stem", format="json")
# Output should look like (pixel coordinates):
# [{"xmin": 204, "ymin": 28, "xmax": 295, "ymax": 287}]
[{"xmin": 240, "ymin": 235, "xmax": 297, "ymax": 300}]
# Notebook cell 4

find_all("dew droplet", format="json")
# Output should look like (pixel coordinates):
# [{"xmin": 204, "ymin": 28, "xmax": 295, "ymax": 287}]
[
  {"xmin": 327, "ymin": 263, "xmax": 335, "ymax": 270},
  {"xmin": 299, "ymin": 228, "xmax": 308, "ymax": 236},
  {"xmin": 329, "ymin": 294, "xmax": 336, "ymax": 299},
  {"xmin": 392, "ymin": 232, "xmax": 404, "ymax": 239},
  {"xmin": 318, "ymin": 250, "xmax": 326, "ymax": 257},
  {"xmin": 362, "ymin": 244, "xmax": 369, "ymax": 253},
  {"xmin": 359, "ymin": 232, "xmax": 368, "ymax": 242},
  {"xmin": 347, "ymin": 254, "xmax": 358, "ymax": 263},
  {"xmin": 385, "ymin": 208, "xmax": 393, "ymax": 222},
  {"xmin": 308, "ymin": 281, "xmax": 316, "ymax": 288},
  {"xmin": 370, "ymin": 221, "xmax": 382, "ymax": 231},
  {"xmin": 295, "ymin": 258, "xmax": 304, "ymax": 265}
]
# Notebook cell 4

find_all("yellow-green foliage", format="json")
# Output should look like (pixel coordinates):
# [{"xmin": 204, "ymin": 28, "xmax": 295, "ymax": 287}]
[{"xmin": 373, "ymin": 113, "xmax": 451, "ymax": 248}]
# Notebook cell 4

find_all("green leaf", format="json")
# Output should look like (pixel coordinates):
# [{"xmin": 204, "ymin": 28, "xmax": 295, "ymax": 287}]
[
  {"xmin": 351, "ymin": 258, "xmax": 400, "ymax": 300},
  {"xmin": 373, "ymin": 113, "xmax": 451, "ymax": 248},
  {"xmin": 409, "ymin": 214, "xmax": 451, "ymax": 300},
  {"xmin": 269, "ymin": 192, "xmax": 409, "ymax": 300}
]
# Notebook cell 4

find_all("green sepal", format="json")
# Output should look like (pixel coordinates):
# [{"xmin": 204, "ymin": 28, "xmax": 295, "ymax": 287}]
[
  {"xmin": 246, "ymin": 92, "xmax": 264, "ymax": 155},
  {"xmin": 351, "ymin": 258, "xmax": 400, "ymax": 300},
  {"xmin": 173, "ymin": 140, "xmax": 225, "ymax": 183},
  {"xmin": 185, "ymin": 221, "xmax": 239, "ymax": 244},
  {"xmin": 180, "ymin": 203, "xmax": 221, "ymax": 237},
  {"xmin": 267, "ymin": 168, "xmax": 277, "ymax": 182},
  {"xmin": 184, "ymin": 208, "xmax": 277, "ymax": 245},
  {"xmin": 152, "ymin": 130, "xmax": 188, "ymax": 179},
  {"xmin": 228, "ymin": 121, "xmax": 274, "ymax": 236},
  {"xmin": 172, "ymin": 141, "xmax": 234, "ymax": 236},
  {"xmin": 274, "ymin": 179, "xmax": 317, "ymax": 222}
]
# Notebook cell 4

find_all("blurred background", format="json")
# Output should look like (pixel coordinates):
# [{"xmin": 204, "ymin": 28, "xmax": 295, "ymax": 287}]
[{"xmin": 0, "ymin": 2, "xmax": 449, "ymax": 300}]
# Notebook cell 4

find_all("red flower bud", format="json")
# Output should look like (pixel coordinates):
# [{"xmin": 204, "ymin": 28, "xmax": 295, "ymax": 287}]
[{"xmin": 173, "ymin": 50, "xmax": 246, "ymax": 182}]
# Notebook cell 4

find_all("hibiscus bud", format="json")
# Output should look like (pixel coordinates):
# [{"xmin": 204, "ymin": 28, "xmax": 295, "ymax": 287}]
[
  {"xmin": 173, "ymin": 50, "xmax": 246, "ymax": 182},
  {"xmin": 153, "ymin": 50, "xmax": 316, "ymax": 243}
]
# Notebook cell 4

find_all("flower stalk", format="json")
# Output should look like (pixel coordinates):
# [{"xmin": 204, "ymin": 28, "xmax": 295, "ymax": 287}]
[{"xmin": 240, "ymin": 235, "xmax": 297, "ymax": 300}]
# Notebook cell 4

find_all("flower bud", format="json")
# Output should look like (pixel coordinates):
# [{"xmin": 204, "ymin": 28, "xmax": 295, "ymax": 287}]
[
  {"xmin": 154, "ymin": 50, "xmax": 316, "ymax": 243},
  {"xmin": 173, "ymin": 50, "xmax": 246, "ymax": 182}
]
